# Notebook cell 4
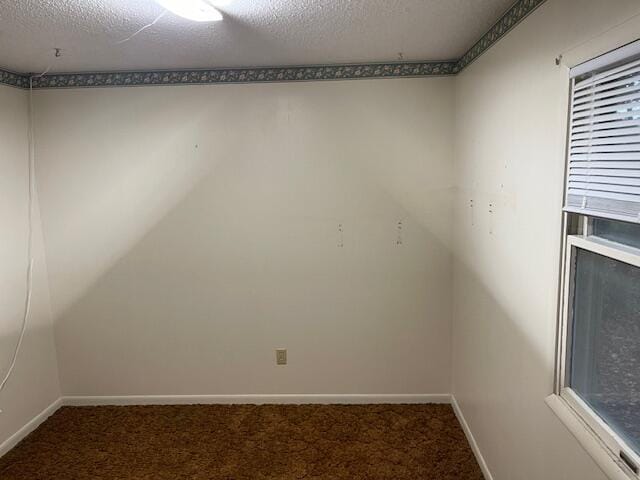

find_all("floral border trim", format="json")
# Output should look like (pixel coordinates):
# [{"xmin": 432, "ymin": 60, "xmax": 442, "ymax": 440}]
[
  {"xmin": 455, "ymin": 0, "xmax": 547, "ymax": 71},
  {"xmin": 0, "ymin": 68, "xmax": 29, "ymax": 89},
  {"xmin": 27, "ymin": 61, "xmax": 457, "ymax": 89},
  {"xmin": 0, "ymin": 0, "xmax": 546, "ymax": 89}
]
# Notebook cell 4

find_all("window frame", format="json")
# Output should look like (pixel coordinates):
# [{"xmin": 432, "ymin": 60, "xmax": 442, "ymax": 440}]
[
  {"xmin": 556, "ymin": 223, "xmax": 640, "ymax": 478},
  {"xmin": 550, "ymin": 37, "xmax": 640, "ymax": 480}
]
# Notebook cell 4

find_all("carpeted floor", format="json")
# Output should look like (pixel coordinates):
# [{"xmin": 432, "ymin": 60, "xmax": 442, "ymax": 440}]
[{"xmin": 0, "ymin": 404, "xmax": 483, "ymax": 479}]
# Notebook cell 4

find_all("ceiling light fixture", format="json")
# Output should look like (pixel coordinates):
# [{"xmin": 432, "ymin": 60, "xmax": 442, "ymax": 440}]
[{"xmin": 154, "ymin": 0, "xmax": 224, "ymax": 22}]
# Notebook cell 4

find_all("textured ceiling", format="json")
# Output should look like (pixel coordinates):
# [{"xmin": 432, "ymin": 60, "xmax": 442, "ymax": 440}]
[{"xmin": 0, "ymin": 0, "xmax": 515, "ymax": 73}]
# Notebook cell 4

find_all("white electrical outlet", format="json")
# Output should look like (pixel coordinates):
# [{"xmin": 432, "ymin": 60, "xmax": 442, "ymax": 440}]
[{"xmin": 276, "ymin": 349, "xmax": 287, "ymax": 365}]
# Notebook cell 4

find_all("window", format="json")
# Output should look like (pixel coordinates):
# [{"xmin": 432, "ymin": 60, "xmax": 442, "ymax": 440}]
[
  {"xmin": 592, "ymin": 217, "xmax": 640, "ymax": 250},
  {"xmin": 557, "ymin": 40, "xmax": 640, "ymax": 479}
]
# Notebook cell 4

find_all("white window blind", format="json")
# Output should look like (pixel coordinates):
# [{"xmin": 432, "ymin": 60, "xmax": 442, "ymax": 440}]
[{"xmin": 565, "ymin": 46, "xmax": 640, "ymax": 223}]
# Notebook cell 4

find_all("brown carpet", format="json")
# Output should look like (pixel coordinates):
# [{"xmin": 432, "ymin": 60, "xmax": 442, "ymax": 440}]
[{"xmin": 0, "ymin": 404, "xmax": 483, "ymax": 480}]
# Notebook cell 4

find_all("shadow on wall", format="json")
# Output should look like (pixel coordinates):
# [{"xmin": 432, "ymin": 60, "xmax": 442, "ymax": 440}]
[
  {"xmin": 450, "ymin": 183, "xmax": 608, "ymax": 480},
  {"xmin": 36, "ymin": 81, "xmax": 453, "ymax": 318},
  {"xmin": 451, "ymin": 254, "xmax": 610, "ymax": 480},
  {"xmin": 36, "ymin": 89, "xmax": 218, "ymax": 319},
  {"xmin": 34, "ymin": 79, "xmax": 456, "ymax": 395}
]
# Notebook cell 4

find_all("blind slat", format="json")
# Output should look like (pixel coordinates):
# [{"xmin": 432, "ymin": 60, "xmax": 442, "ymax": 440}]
[
  {"xmin": 568, "ymin": 160, "xmax": 640, "ymax": 169},
  {"xmin": 568, "ymin": 188, "xmax": 640, "ymax": 203},
  {"xmin": 570, "ymin": 175, "xmax": 640, "ymax": 186},
  {"xmin": 573, "ymin": 111, "xmax": 640, "ymax": 127},
  {"xmin": 572, "ymin": 120, "xmax": 640, "ymax": 135},
  {"xmin": 571, "ymin": 135, "xmax": 640, "ymax": 146},
  {"xmin": 568, "ymin": 182, "xmax": 640, "ymax": 195},
  {"xmin": 571, "ymin": 144, "xmax": 640, "ymax": 153},
  {"xmin": 570, "ymin": 152, "xmax": 640, "ymax": 161},
  {"xmin": 569, "ymin": 168, "xmax": 640, "ymax": 177}
]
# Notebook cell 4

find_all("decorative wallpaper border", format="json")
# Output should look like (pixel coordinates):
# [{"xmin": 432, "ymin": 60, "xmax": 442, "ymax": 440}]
[
  {"xmin": 27, "ymin": 61, "xmax": 457, "ymax": 89},
  {"xmin": 0, "ymin": 0, "xmax": 546, "ymax": 90},
  {"xmin": 455, "ymin": 0, "xmax": 547, "ymax": 71},
  {"xmin": 0, "ymin": 68, "xmax": 29, "ymax": 89}
]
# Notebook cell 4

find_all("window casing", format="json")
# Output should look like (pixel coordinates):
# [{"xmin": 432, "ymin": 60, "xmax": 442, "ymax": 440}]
[{"xmin": 557, "ymin": 41, "xmax": 640, "ymax": 479}]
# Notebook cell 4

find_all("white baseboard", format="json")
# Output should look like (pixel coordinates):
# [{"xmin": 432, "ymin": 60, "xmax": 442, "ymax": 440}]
[
  {"xmin": 0, "ymin": 397, "xmax": 63, "ymax": 458},
  {"xmin": 62, "ymin": 393, "xmax": 452, "ymax": 406},
  {"xmin": 451, "ymin": 395, "xmax": 493, "ymax": 480}
]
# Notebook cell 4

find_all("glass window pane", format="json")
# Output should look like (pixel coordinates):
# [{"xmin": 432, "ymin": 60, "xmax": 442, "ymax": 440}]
[
  {"xmin": 570, "ymin": 248, "xmax": 640, "ymax": 454},
  {"xmin": 592, "ymin": 218, "xmax": 640, "ymax": 250}
]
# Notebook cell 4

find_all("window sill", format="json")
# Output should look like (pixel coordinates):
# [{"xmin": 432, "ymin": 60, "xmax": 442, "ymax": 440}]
[{"xmin": 545, "ymin": 394, "xmax": 635, "ymax": 480}]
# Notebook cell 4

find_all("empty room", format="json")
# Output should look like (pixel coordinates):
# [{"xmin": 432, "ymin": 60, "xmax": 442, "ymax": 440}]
[{"xmin": 1, "ymin": 0, "xmax": 639, "ymax": 479}]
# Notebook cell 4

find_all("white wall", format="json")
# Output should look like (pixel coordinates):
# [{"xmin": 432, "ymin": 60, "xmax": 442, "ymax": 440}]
[
  {"xmin": 0, "ymin": 85, "xmax": 60, "ymax": 446},
  {"xmin": 34, "ymin": 78, "xmax": 454, "ymax": 396},
  {"xmin": 452, "ymin": 1, "xmax": 640, "ymax": 479}
]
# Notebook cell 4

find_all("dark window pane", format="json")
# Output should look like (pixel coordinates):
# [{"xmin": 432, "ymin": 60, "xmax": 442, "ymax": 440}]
[
  {"xmin": 570, "ymin": 248, "xmax": 640, "ymax": 454},
  {"xmin": 592, "ymin": 218, "xmax": 640, "ymax": 250}
]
